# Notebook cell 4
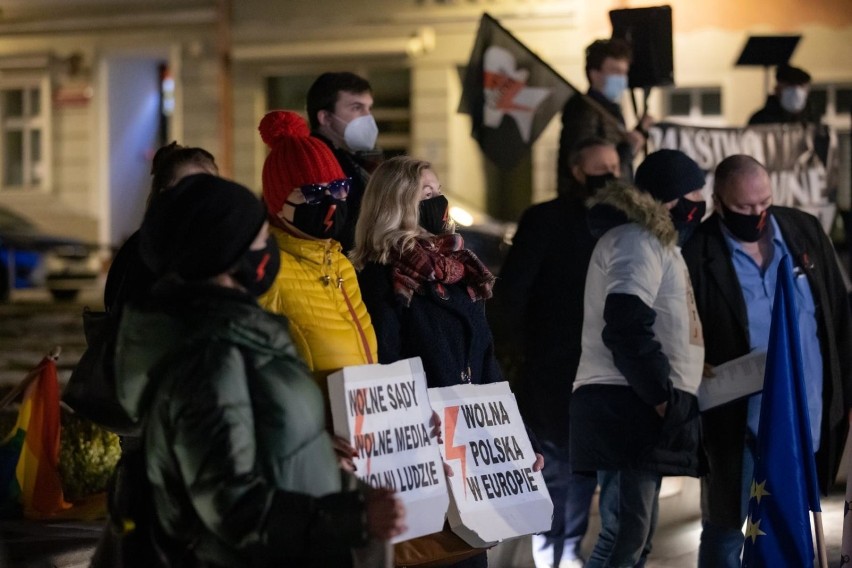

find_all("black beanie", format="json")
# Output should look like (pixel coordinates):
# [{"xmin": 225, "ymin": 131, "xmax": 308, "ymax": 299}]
[
  {"xmin": 634, "ymin": 149, "xmax": 705, "ymax": 203},
  {"xmin": 776, "ymin": 64, "xmax": 811, "ymax": 86},
  {"xmin": 140, "ymin": 173, "xmax": 267, "ymax": 281}
]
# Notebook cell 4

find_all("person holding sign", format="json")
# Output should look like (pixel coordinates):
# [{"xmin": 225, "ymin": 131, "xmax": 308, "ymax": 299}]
[
  {"xmin": 570, "ymin": 150, "xmax": 706, "ymax": 568},
  {"xmin": 351, "ymin": 156, "xmax": 501, "ymax": 391},
  {"xmin": 352, "ymin": 156, "xmax": 542, "ymax": 567},
  {"xmin": 115, "ymin": 174, "xmax": 405, "ymax": 567}
]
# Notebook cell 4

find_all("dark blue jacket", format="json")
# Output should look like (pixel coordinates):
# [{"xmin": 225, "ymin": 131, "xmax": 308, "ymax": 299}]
[
  {"xmin": 493, "ymin": 193, "xmax": 597, "ymax": 445},
  {"xmin": 357, "ymin": 262, "xmax": 502, "ymax": 388}
]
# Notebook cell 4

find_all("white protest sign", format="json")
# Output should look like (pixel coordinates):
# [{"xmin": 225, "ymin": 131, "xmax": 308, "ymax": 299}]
[
  {"xmin": 427, "ymin": 382, "xmax": 553, "ymax": 548},
  {"xmin": 328, "ymin": 357, "xmax": 449, "ymax": 543}
]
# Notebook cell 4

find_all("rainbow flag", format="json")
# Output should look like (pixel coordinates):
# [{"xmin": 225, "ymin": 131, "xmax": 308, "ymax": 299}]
[{"xmin": 0, "ymin": 357, "xmax": 71, "ymax": 519}]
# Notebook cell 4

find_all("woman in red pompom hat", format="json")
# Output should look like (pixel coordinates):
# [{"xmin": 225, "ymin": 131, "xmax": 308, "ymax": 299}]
[{"xmin": 257, "ymin": 110, "xmax": 378, "ymax": 429}]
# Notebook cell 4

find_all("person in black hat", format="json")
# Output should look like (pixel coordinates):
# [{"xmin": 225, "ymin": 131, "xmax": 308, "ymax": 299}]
[
  {"xmin": 569, "ymin": 150, "xmax": 706, "ymax": 568},
  {"xmin": 113, "ymin": 173, "xmax": 406, "ymax": 567},
  {"xmin": 748, "ymin": 64, "xmax": 817, "ymax": 125}
]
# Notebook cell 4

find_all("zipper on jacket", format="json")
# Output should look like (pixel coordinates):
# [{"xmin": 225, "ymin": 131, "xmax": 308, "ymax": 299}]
[{"xmin": 340, "ymin": 281, "xmax": 374, "ymax": 364}]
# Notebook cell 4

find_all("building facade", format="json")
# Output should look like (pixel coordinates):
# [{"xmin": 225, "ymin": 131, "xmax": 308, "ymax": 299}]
[{"xmin": 0, "ymin": 0, "xmax": 849, "ymax": 248}]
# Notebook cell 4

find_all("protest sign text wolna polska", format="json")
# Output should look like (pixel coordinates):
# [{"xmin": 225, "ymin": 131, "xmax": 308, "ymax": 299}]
[{"xmin": 428, "ymin": 382, "xmax": 553, "ymax": 547}]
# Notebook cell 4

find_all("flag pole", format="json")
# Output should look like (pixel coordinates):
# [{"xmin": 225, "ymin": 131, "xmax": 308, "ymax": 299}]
[
  {"xmin": 0, "ymin": 346, "xmax": 61, "ymax": 410},
  {"xmin": 813, "ymin": 511, "xmax": 828, "ymax": 568}
]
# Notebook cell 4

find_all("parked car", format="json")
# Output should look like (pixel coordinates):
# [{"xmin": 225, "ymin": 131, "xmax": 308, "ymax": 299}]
[{"xmin": 0, "ymin": 205, "xmax": 101, "ymax": 302}]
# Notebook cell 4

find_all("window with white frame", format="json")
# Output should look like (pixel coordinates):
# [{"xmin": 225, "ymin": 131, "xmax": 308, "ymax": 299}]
[
  {"xmin": 1, "ymin": 79, "xmax": 46, "ymax": 190},
  {"xmin": 809, "ymin": 83, "xmax": 852, "ymax": 129},
  {"xmin": 662, "ymin": 86, "xmax": 724, "ymax": 126}
]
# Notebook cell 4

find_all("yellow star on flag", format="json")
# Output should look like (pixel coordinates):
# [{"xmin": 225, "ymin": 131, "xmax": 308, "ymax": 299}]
[
  {"xmin": 750, "ymin": 479, "xmax": 771, "ymax": 504},
  {"xmin": 744, "ymin": 515, "xmax": 767, "ymax": 543}
]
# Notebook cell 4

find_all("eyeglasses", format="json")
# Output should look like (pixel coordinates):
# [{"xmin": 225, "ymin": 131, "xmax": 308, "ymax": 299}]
[{"xmin": 298, "ymin": 178, "xmax": 351, "ymax": 204}]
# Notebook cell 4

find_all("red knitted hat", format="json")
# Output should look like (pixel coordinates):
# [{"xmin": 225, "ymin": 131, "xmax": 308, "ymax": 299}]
[{"xmin": 258, "ymin": 110, "xmax": 345, "ymax": 218}]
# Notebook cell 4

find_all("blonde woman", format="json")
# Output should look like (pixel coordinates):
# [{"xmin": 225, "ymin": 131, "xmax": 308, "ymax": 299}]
[{"xmin": 351, "ymin": 155, "xmax": 502, "ymax": 391}]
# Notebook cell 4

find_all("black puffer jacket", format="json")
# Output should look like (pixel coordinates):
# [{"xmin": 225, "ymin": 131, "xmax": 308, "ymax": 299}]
[{"xmin": 116, "ymin": 282, "xmax": 367, "ymax": 567}]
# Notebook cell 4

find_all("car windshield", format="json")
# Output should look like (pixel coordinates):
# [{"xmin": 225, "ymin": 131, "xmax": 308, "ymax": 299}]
[{"xmin": 0, "ymin": 207, "xmax": 37, "ymax": 233}]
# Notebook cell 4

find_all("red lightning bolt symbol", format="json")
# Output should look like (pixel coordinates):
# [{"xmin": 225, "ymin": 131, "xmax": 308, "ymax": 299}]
[
  {"xmin": 757, "ymin": 210, "xmax": 767, "ymax": 232},
  {"xmin": 687, "ymin": 205, "xmax": 697, "ymax": 222},
  {"xmin": 254, "ymin": 253, "xmax": 270, "ymax": 282},
  {"xmin": 353, "ymin": 388, "xmax": 371, "ymax": 476},
  {"xmin": 444, "ymin": 406, "xmax": 467, "ymax": 497},
  {"xmin": 323, "ymin": 204, "xmax": 337, "ymax": 233},
  {"xmin": 483, "ymin": 71, "xmax": 534, "ymax": 112}
]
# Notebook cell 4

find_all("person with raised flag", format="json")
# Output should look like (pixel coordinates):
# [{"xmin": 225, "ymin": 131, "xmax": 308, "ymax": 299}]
[
  {"xmin": 570, "ymin": 149, "xmax": 706, "ymax": 568},
  {"xmin": 682, "ymin": 154, "xmax": 852, "ymax": 568},
  {"xmin": 557, "ymin": 38, "xmax": 653, "ymax": 188}
]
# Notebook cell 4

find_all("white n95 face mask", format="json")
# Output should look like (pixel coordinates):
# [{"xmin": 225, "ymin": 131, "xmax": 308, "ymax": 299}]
[
  {"xmin": 780, "ymin": 86, "xmax": 808, "ymax": 113},
  {"xmin": 343, "ymin": 114, "xmax": 379, "ymax": 152}
]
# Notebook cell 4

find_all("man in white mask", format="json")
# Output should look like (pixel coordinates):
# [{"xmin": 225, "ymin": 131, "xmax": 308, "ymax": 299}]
[
  {"xmin": 748, "ymin": 64, "xmax": 815, "ymax": 125},
  {"xmin": 557, "ymin": 38, "xmax": 654, "ymax": 187},
  {"xmin": 307, "ymin": 72, "xmax": 382, "ymax": 252}
]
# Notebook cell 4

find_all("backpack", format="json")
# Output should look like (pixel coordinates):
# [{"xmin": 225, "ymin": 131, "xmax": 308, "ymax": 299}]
[{"xmin": 64, "ymin": 266, "xmax": 138, "ymax": 436}]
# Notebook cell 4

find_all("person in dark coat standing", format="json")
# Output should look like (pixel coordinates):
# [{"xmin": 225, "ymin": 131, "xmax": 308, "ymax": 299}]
[
  {"xmin": 570, "ymin": 150, "xmax": 707, "ymax": 568},
  {"xmin": 307, "ymin": 72, "xmax": 382, "ymax": 253},
  {"xmin": 681, "ymin": 154, "xmax": 852, "ymax": 568},
  {"xmin": 494, "ymin": 137, "xmax": 620, "ymax": 568},
  {"xmin": 114, "ymin": 174, "xmax": 406, "ymax": 567},
  {"xmin": 351, "ymin": 155, "xmax": 543, "ymax": 568},
  {"xmin": 557, "ymin": 39, "xmax": 652, "ymax": 187},
  {"xmin": 748, "ymin": 64, "xmax": 818, "ymax": 125},
  {"xmin": 104, "ymin": 142, "xmax": 218, "ymax": 312}
]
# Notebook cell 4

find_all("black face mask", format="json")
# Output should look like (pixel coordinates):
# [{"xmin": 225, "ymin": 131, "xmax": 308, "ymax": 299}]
[
  {"xmin": 232, "ymin": 235, "xmax": 280, "ymax": 297},
  {"xmin": 584, "ymin": 172, "xmax": 617, "ymax": 192},
  {"xmin": 419, "ymin": 195, "xmax": 450, "ymax": 235},
  {"xmin": 287, "ymin": 196, "xmax": 348, "ymax": 240},
  {"xmin": 719, "ymin": 201, "xmax": 770, "ymax": 242},
  {"xmin": 669, "ymin": 198, "xmax": 706, "ymax": 246}
]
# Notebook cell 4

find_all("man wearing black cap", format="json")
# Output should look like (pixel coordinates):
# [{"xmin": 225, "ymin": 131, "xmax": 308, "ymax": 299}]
[
  {"xmin": 748, "ymin": 64, "xmax": 817, "ymax": 125},
  {"xmin": 569, "ymin": 150, "xmax": 706, "ymax": 567},
  {"xmin": 114, "ymin": 174, "xmax": 406, "ymax": 567},
  {"xmin": 682, "ymin": 155, "xmax": 852, "ymax": 568}
]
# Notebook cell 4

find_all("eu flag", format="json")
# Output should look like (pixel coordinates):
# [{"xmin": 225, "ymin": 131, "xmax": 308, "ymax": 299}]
[
  {"xmin": 458, "ymin": 13, "xmax": 579, "ymax": 169},
  {"xmin": 741, "ymin": 255, "xmax": 821, "ymax": 567}
]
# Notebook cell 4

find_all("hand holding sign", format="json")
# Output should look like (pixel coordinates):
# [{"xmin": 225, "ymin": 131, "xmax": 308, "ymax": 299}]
[
  {"xmin": 329, "ymin": 358, "xmax": 450, "ymax": 543},
  {"xmin": 428, "ymin": 382, "xmax": 553, "ymax": 548}
]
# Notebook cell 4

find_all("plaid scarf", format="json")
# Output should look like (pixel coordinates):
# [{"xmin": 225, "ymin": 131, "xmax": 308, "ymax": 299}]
[{"xmin": 391, "ymin": 234, "xmax": 496, "ymax": 306}]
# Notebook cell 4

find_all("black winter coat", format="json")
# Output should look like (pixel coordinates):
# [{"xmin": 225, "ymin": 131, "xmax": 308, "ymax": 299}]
[
  {"xmin": 682, "ymin": 208, "xmax": 852, "ymax": 529},
  {"xmin": 557, "ymin": 89, "xmax": 632, "ymax": 189},
  {"xmin": 493, "ymin": 193, "xmax": 597, "ymax": 445},
  {"xmin": 357, "ymin": 262, "xmax": 503, "ymax": 388}
]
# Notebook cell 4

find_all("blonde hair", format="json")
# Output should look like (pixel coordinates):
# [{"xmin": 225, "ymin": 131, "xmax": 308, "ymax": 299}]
[{"xmin": 351, "ymin": 156, "xmax": 441, "ymax": 269}]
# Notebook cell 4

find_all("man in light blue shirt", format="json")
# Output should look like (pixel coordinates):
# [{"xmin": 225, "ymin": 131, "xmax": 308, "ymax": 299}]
[{"xmin": 682, "ymin": 154, "xmax": 852, "ymax": 568}]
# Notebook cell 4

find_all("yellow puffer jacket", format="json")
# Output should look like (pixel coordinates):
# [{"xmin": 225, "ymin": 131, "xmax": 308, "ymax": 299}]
[{"xmin": 258, "ymin": 228, "xmax": 378, "ymax": 399}]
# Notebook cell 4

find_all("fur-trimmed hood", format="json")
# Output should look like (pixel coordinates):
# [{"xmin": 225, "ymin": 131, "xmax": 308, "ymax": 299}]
[{"xmin": 586, "ymin": 182, "xmax": 678, "ymax": 248}]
